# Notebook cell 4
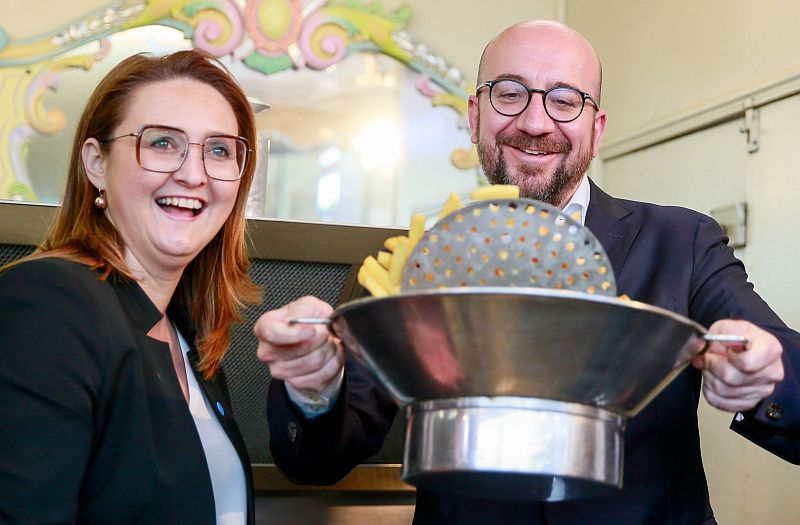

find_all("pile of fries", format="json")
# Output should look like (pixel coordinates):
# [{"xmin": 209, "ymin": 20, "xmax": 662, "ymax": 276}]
[{"xmin": 357, "ymin": 185, "xmax": 520, "ymax": 297}]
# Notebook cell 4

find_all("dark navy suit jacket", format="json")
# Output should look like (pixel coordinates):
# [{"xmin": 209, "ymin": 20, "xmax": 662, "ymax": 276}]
[
  {"xmin": 268, "ymin": 181, "xmax": 800, "ymax": 525},
  {"xmin": 0, "ymin": 258, "xmax": 254, "ymax": 525}
]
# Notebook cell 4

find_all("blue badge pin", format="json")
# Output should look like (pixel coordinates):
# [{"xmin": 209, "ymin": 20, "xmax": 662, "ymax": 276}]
[{"xmin": 216, "ymin": 401, "xmax": 225, "ymax": 416}]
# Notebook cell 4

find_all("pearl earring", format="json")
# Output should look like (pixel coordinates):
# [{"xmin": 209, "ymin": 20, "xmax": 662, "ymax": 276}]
[{"xmin": 94, "ymin": 189, "xmax": 108, "ymax": 209}]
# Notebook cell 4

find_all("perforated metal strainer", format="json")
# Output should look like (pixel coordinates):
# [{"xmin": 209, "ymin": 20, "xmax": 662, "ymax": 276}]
[{"xmin": 401, "ymin": 198, "xmax": 617, "ymax": 296}]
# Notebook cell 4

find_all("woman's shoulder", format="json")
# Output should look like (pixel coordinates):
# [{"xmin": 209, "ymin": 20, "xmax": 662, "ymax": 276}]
[
  {"xmin": 0, "ymin": 256, "xmax": 115, "ymax": 307},
  {"xmin": 3, "ymin": 256, "xmax": 99, "ymax": 282},
  {"xmin": 0, "ymin": 257, "xmax": 121, "ymax": 366}
]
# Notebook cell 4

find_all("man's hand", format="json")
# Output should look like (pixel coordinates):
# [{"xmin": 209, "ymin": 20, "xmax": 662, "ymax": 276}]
[
  {"xmin": 691, "ymin": 319, "xmax": 784, "ymax": 412},
  {"xmin": 255, "ymin": 296, "xmax": 345, "ymax": 396}
]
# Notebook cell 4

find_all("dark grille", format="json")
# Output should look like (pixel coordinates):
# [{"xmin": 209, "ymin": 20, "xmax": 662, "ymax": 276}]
[
  {"xmin": 223, "ymin": 259, "xmax": 353, "ymax": 463},
  {"xmin": 0, "ymin": 244, "xmax": 35, "ymax": 267}
]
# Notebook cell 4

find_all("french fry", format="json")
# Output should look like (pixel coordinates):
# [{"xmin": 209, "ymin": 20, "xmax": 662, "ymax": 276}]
[
  {"xmin": 358, "ymin": 184, "xmax": 520, "ymax": 295},
  {"xmin": 470, "ymin": 184, "xmax": 520, "ymax": 201},
  {"xmin": 408, "ymin": 213, "xmax": 426, "ymax": 246},
  {"xmin": 388, "ymin": 237, "xmax": 411, "ymax": 287},
  {"xmin": 363, "ymin": 256, "xmax": 396, "ymax": 294},
  {"xmin": 438, "ymin": 192, "xmax": 462, "ymax": 220},
  {"xmin": 363, "ymin": 275, "xmax": 390, "ymax": 297},
  {"xmin": 383, "ymin": 236, "xmax": 405, "ymax": 251},
  {"xmin": 376, "ymin": 250, "xmax": 392, "ymax": 269},
  {"xmin": 358, "ymin": 266, "xmax": 390, "ymax": 297}
]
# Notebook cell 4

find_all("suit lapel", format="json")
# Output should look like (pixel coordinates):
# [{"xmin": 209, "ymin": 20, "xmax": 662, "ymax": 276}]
[
  {"xmin": 168, "ymin": 300, "xmax": 253, "ymax": 469},
  {"xmin": 584, "ymin": 179, "xmax": 641, "ymax": 280},
  {"xmin": 168, "ymin": 300, "xmax": 256, "ymax": 524}
]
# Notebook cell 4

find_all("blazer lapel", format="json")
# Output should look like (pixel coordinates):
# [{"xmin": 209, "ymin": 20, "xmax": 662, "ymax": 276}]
[
  {"xmin": 168, "ymin": 300, "xmax": 256, "ymax": 524},
  {"xmin": 168, "ymin": 300, "xmax": 254, "ymax": 469},
  {"xmin": 585, "ymin": 179, "xmax": 641, "ymax": 279}
]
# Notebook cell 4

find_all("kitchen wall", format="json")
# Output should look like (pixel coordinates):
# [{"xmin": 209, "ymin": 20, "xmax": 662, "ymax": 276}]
[{"xmin": 569, "ymin": 1, "xmax": 800, "ymax": 523}]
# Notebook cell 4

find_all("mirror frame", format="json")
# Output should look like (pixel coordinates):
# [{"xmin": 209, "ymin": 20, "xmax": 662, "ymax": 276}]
[{"xmin": 0, "ymin": 0, "xmax": 478, "ymax": 202}]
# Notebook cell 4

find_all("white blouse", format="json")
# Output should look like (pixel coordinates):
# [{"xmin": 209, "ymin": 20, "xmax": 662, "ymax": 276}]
[{"xmin": 177, "ymin": 327, "xmax": 247, "ymax": 525}]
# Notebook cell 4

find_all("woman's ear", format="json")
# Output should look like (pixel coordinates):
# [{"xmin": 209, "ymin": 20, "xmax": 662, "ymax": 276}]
[{"xmin": 82, "ymin": 138, "xmax": 107, "ymax": 189}]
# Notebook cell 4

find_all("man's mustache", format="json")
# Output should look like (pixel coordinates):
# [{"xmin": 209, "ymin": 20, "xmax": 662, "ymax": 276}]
[{"xmin": 497, "ymin": 133, "xmax": 571, "ymax": 154}]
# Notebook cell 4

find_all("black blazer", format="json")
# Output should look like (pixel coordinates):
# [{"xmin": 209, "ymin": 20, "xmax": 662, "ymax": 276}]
[
  {"xmin": 0, "ymin": 258, "xmax": 254, "ymax": 525},
  {"xmin": 268, "ymin": 181, "xmax": 800, "ymax": 525}
]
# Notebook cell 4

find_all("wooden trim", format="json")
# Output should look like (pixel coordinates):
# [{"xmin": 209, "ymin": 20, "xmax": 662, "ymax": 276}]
[
  {"xmin": 0, "ymin": 200, "xmax": 54, "ymax": 246},
  {"xmin": 252, "ymin": 464, "xmax": 415, "ymax": 492},
  {"xmin": 246, "ymin": 217, "xmax": 402, "ymax": 264}
]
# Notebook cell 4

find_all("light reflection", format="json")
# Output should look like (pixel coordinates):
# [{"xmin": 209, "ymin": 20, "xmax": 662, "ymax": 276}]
[
  {"xmin": 352, "ymin": 120, "xmax": 401, "ymax": 174},
  {"xmin": 317, "ymin": 146, "xmax": 341, "ymax": 168},
  {"xmin": 316, "ymin": 170, "xmax": 341, "ymax": 211}
]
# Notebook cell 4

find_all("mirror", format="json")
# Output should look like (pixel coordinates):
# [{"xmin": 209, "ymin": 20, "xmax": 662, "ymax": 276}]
[{"xmin": 0, "ymin": 2, "xmax": 481, "ymax": 227}]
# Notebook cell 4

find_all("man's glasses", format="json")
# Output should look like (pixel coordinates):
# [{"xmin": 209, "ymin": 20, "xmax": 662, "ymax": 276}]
[
  {"xmin": 100, "ymin": 125, "xmax": 250, "ymax": 181},
  {"xmin": 476, "ymin": 79, "xmax": 598, "ymax": 122}
]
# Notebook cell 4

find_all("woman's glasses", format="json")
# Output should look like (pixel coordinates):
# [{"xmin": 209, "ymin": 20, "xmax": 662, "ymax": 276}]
[{"xmin": 101, "ymin": 124, "xmax": 250, "ymax": 181}]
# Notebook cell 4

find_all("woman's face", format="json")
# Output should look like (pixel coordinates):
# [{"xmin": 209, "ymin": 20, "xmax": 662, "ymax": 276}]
[{"xmin": 84, "ymin": 78, "xmax": 243, "ymax": 277}]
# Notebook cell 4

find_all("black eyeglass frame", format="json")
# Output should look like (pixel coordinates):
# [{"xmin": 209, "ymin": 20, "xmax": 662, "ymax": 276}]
[
  {"xmin": 476, "ymin": 79, "xmax": 599, "ymax": 123},
  {"xmin": 99, "ymin": 124, "xmax": 252, "ymax": 181}
]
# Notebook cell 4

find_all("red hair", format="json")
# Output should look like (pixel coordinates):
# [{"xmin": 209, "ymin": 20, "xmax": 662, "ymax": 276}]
[{"xmin": 13, "ymin": 50, "xmax": 261, "ymax": 378}]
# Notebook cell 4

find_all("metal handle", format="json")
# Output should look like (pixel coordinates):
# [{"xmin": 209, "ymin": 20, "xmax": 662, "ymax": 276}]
[
  {"xmin": 287, "ymin": 317, "xmax": 331, "ymax": 325},
  {"xmin": 702, "ymin": 333, "xmax": 748, "ymax": 353},
  {"xmin": 703, "ymin": 334, "xmax": 747, "ymax": 344}
]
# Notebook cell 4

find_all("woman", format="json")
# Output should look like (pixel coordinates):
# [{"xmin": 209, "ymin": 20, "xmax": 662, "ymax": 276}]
[{"xmin": 0, "ymin": 50, "xmax": 261, "ymax": 524}]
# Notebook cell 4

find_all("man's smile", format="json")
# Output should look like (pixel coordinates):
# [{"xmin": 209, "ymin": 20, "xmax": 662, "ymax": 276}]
[{"xmin": 520, "ymin": 148, "xmax": 556, "ymax": 156}]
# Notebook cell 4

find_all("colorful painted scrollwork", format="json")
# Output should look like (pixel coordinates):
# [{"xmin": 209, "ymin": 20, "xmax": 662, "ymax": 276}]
[
  {"xmin": 0, "ymin": 43, "xmax": 111, "ymax": 201},
  {"xmin": 0, "ymin": 0, "xmax": 476, "ymax": 201}
]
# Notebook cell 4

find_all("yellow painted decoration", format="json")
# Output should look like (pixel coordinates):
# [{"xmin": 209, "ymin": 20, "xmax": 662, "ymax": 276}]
[
  {"xmin": 260, "ymin": 0, "xmax": 292, "ymax": 40},
  {"xmin": 127, "ymin": 0, "xmax": 189, "ymax": 30},
  {"xmin": 0, "ymin": 38, "xmax": 59, "ymax": 63},
  {"xmin": 451, "ymin": 146, "xmax": 479, "ymax": 170},
  {"xmin": 0, "ymin": 53, "xmax": 97, "ymax": 200},
  {"xmin": 308, "ymin": 23, "xmax": 350, "ymax": 60},
  {"xmin": 323, "ymin": 6, "xmax": 411, "ymax": 64},
  {"xmin": 198, "ymin": 9, "xmax": 234, "ymax": 46},
  {"xmin": 432, "ymin": 92, "xmax": 467, "ymax": 116}
]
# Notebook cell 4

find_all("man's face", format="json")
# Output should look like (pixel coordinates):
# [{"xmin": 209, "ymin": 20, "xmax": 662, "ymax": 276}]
[{"xmin": 468, "ymin": 24, "xmax": 607, "ymax": 208}]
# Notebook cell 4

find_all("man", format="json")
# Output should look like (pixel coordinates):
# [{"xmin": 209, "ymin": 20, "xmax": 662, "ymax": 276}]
[{"xmin": 256, "ymin": 20, "xmax": 799, "ymax": 524}]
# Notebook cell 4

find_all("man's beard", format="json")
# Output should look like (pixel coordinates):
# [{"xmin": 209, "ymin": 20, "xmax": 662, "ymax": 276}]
[{"xmin": 476, "ymin": 117, "xmax": 595, "ymax": 207}]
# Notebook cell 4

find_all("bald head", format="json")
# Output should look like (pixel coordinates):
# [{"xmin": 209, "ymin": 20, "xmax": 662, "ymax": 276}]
[
  {"xmin": 478, "ymin": 20, "xmax": 602, "ymax": 103},
  {"xmin": 468, "ymin": 19, "xmax": 608, "ymax": 208}
]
